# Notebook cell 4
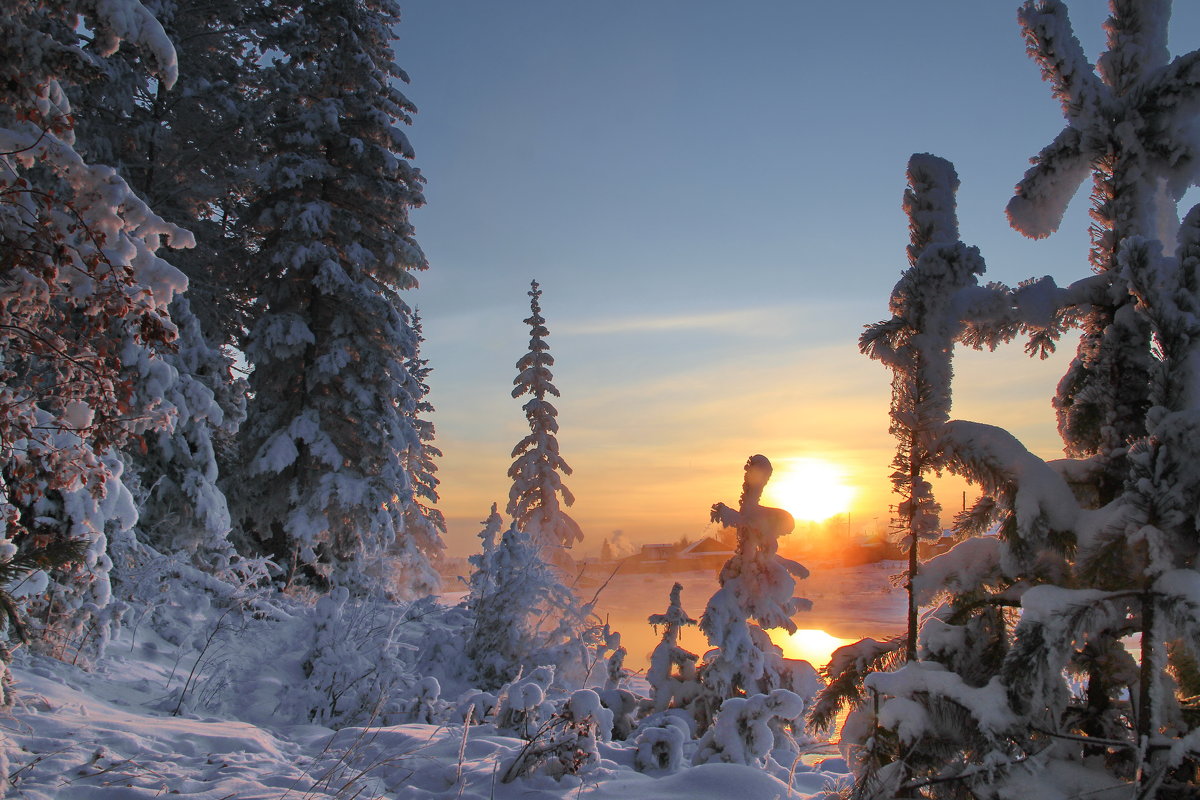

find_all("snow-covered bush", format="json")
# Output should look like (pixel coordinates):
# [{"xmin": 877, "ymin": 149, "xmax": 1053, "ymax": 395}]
[
  {"xmin": 494, "ymin": 666, "xmax": 558, "ymax": 740},
  {"xmin": 692, "ymin": 689, "xmax": 806, "ymax": 767},
  {"xmin": 633, "ymin": 711, "xmax": 693, "ymax": 773},
  {"xmin": 500, "ymin": 688, "xmax": 611, "ymax": 782},
  {"xmin": 397, "ymin": 676, "xmax": 448, "ymax": 724}
]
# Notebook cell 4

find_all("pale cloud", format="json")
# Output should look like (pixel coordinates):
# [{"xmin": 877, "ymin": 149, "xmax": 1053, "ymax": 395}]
[{"xmin": 559, "ymin": 307, "xmax": 788, "ymax": 336}]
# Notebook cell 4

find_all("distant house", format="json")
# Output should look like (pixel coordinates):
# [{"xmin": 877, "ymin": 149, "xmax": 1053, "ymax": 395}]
[
  {"xmin": 620, "ymin": 536, "xmax": 733, "ymax": 574},
  {"xmin": 674, "ymin": 537, "xmax": 734, "ymax": 571}
]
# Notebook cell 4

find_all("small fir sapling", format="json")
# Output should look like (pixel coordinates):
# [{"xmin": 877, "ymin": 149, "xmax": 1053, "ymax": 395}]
[
  {"xmin": 507, "ymin": 280, "xmax": 584, "ymax": 569},
  {"xmin": 598, "ymin": 631, "xmax": 640, "ymax": 740},
  {"xmin": 395, "ymin": 311, "xmax": 447, "ymax": 591},
  {"xmin": 466, "ymin": 520, "xmax": 595, "ymax": 690},
  {"xmin": 696, "ymin": 456, "xmax": 818, "ymax": 733},
  {"xmin": 646, "ymin": 582, "xmax": 702, "ymax": 713},
  {"xmin": 465, "ymin": 503, "xmax": 503, "ymax": 604},
  {"xmin": 604, "ymin": 637, "xmax": 629, "ymax": 691}
]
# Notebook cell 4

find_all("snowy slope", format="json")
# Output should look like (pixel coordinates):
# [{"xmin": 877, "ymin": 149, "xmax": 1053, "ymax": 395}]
[{"xmin": 1, "ymin": 620, "xmax": 850, "ymax": 799}]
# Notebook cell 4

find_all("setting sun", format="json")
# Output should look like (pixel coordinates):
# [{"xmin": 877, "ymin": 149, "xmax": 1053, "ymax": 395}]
[
  {"xmin": 765, "ymin": 458, "xmax": 856, "ymax": 523},
  {"xmin": 768, "ymin": 628, "xmax": 858, "ymax": 668}
]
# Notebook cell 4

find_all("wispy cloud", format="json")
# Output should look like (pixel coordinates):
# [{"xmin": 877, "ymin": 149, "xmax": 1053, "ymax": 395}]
[{"xmin": 560, "ymin": 308, "xmax": 779, "ymax": 336}]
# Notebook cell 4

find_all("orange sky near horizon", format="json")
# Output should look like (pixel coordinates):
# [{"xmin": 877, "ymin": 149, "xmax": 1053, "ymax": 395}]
[{"xmin": 435, "ymin": 330, "xmax": 1078, "ymax": 558}]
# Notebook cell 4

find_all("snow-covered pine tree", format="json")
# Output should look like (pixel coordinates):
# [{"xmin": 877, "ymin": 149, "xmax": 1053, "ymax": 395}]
[
  {"xmin": 811, "ymin": 156, "xmax": 988, "ymax": 750},
  {"xmin": 697, "ymin": 456, "xmax": 819, "ymax": 735},
  {"xmin": 234, "ymin": 0, "xmax": 440, "ymax": 596},
  {"xmin": 507, "ymin": 280, "xmax": 583, "ymax": 569},
  {"xmin": 0, "ymin": 0, "xmax": 191, "ymax": 658},
  {"xmin": 74, "ymin": 0, "xmax": 274, "ymax": 347}
]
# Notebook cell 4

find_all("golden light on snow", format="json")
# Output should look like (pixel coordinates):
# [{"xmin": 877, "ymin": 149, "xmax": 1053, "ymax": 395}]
[
  {"xmin": 769, "ymin": 628, "xmax": 857, "ymax": 668},
  {"xmin": 764, "ymin": 458, "xmax": 856, "ymax": 523}
]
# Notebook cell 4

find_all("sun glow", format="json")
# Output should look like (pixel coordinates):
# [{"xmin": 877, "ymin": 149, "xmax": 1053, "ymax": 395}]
[
  {"xmin": 764, "ymin": 458, "xmax": 855, "ymax": 523},
  {"xmin": 768, "ymin": 628, "xmax": 857, "ymax": 668}
]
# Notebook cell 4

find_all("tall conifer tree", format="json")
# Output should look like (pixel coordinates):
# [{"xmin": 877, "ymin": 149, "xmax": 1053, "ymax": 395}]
[
  {"xmin": 507, "ymin": 280, "xmax": 583, "ymax": 565},
  {"xmin": 235, "ymin": 0, "xmax": 438, "ymax": 595}
]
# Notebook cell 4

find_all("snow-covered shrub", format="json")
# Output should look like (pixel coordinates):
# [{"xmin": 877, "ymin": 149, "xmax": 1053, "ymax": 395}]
[
  {"xmin": 692, "ymin": 689, "xmax": 806, "ymax": 767},
  {"xmin": 192, "ymin": 590, "xmax": 450, "ymax": 729},
  {"xmin": 494, "ymin": 666, "xmax": 557, "ymax": 740},
  {"xmin": 500, "ymin": 688, "xmax": 611, "ymax": 782},
  {"xmin": 397, "ymin": 676, "xmax": 448, "ymax": 724},
  {"xmin": 455, "ymin": 690, "xmax": 498, "ymax": 725},
  {"xmin": 598, "ymin": 687, "xmax": 641, "ymax": 741},
  {"xmin": 633, "ymin": 711, "xmax": 692, "ymax": 773}
]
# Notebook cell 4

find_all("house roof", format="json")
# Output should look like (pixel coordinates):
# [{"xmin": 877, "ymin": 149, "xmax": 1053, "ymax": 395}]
[{"xmin": 678, "ymin": 537, "xmax": 733, "ymax": 557}]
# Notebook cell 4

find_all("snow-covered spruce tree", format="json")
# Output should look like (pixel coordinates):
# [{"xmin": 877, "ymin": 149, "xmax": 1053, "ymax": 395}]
[
  {"xmin": 395, "ymin": 311, "xmax": 445, "ymax": 582},
  {"xmin": 507, "ymin": 280, "xmax": 583, "ymax": 569},
  {"xmin": 234, "ymin": 0, "xmax": 440, "ymax": 595},
  {"xmin": 697, "ymin": 456, "xmax": 819, "ymax": 738},
  {"xmin": 1007, "ymin": 0, "xmax": 1198, "ymax": 502},
  {"xmin": 465, "ymin": 502, "xmax": 503, "ymax": 608},
  {"xmin": 0, "ymin": 0, "xmax": 192, "ymax": 660},
  {"xmin": 843, "ymin": 5, "xmax": 1200, "ymax": 795},
  {"xmin": 465, "ymin": 521, "xmax": 595, "ymax": 691},
  {"xmin": 72, "ymin": 0, "xmax": 275, "ymax": 348},
  {"xmin": 860, "ymin": 153, "xmax": 985, "ymax": 660},
  {"xmin": 811, "ymin": 156, "xmax": 1001, "ymax": 780}
]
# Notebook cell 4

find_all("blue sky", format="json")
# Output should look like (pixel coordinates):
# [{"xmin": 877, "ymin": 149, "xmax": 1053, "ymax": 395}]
[{"xmin": 390, "ymin": 2, "xmax": 1200, "ymax": 555}]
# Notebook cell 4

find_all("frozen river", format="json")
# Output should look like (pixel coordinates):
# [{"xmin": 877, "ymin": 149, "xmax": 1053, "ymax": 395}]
[{"xmin": 590, "ymin": 560, "xmax": 907, "ymax": 673}]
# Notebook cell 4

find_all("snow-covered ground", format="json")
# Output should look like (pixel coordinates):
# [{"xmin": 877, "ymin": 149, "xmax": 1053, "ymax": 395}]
[{"xmin": 0, "ymin": 561, "xmax": 905, "ymax": 799}]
